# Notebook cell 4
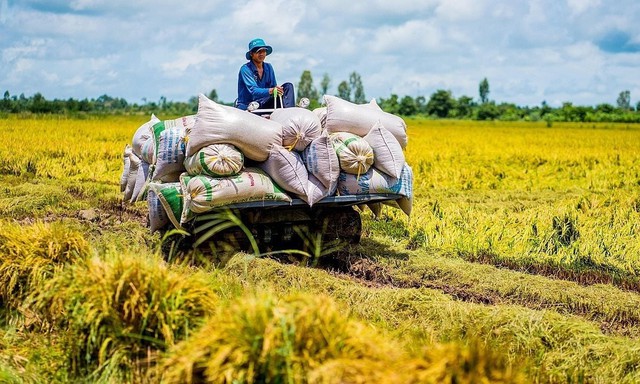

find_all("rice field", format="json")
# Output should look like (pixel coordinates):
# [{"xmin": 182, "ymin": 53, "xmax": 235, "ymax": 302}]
[{"xmin": 1, "ymin": 114, "xmax": 640, "ymax": 383}]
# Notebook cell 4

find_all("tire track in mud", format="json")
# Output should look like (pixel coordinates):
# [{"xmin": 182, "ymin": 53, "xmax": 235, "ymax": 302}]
[{"xmin": 317, "ymin": 253, "xmax": 640, "ymax": 338}]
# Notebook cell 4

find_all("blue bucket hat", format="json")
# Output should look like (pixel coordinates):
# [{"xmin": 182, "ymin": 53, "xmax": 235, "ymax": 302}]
[{"xmin": 246, "ymin": 38, "xmax": 273, "ymax": 60}]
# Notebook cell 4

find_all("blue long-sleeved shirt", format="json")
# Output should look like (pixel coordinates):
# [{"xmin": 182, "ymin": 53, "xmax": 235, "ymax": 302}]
[{"xmin": 236, "ymin": 61, "xmax": 277, "ymax": 110}]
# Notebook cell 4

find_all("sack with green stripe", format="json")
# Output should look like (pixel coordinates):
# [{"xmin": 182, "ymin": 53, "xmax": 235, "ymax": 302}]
[
  {"xmin": 150, "ymin": 115, "xmax": 195, "ymax": 182},
  {"xmin": 330, "ymin": 131, "xmax": 374, "ymax": 177},
  {"xmin": 183, "ymin": 143, "xmax": 244, "ymax": 177},
  {"xmin": 147, "ymin": 182, "xmax": 184, "ymax": 233},
  {"xmin": 180, "ymin": 168, "xmax": 292, "ymax": 223},
  {"xmin": 132, "ymin": 113, "xmax": 160, "ymax": 158}
]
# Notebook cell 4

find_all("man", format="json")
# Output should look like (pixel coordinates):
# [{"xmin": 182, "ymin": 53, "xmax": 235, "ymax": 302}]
[{"xmin": 236, "ymin": 38, "xmax": 295, "ymax": 111}]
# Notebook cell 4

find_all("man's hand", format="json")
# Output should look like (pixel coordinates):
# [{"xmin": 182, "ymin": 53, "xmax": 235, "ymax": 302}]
[{"xmin": 271, "ymin": 86, "xmax": 284, "ymax": 96}]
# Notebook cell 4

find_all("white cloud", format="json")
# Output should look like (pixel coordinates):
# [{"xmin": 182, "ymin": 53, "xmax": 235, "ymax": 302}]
[
  {"xmin": 435, "ymin": 0, "xmax": 488, "ymax": 21},
  {"xmin": 160, "ymin": 47, "xmax": 221, "ymax": 77},
  {"xmin": 371, "ymin": 20, "xmax": 442, "ymax": 54},
  {"xmin": 2, "ymin": 39, "xmax": 47, "ymax": 62},
  {"xmin": 1, "ymin": 0, "xmax": 639, "ymax": 106},
  {"xmin": 231, "ymin": 0, "xmax": 305, "ymax": 36},
  {"xmin": 566, "ymin": 0, "xmax": 601, "ymax": 16}
]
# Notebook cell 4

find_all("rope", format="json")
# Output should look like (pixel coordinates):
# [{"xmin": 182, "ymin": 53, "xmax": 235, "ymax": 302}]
[
  {"xmin": 272, "ymin": 87, "xmax": 284, "ymax": 109},
  {"xmin": 285, "ymin": 133, "xmax": 301, "ymax": 151}
]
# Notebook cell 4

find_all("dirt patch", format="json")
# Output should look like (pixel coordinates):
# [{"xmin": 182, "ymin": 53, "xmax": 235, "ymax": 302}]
[
  {"xmin": 318, "ymin": 254, "xmax": 499, "ymax": 305},
  {"xmin": 15, "ymin": 201, "xmax": 148, "ymax": 231},
  {"xmin": 465, "ymin": 250, "xmax": 640, "ymax": 295}
]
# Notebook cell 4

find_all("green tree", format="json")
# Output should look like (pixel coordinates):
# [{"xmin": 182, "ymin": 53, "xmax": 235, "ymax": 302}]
[
  {"xmin": 297, "ymin": 70, "xmax": 319, "ymax": 107},
  {"xmin": 208, "ymin": 89, "xmax": 219, "ymax": 102},
  {"xmin": 540, "ymin": 100, "xmax": 552, "ymax": 116},
  {"xmin": 320, "ymin": 73, "xmax": 331, "ymax": 98},
  {"xmin": 415, "ymin": 95, "xmax": 427, "ymax": 114},
  {"xmin": 456, "ymin": 95, "xmax": 474, "ymax": 118},
  {"xmin": 476, "ymin": 101, "xmax": 499, "ymax": 120},
  {"xmin": 349, "ymin": 72, "xmax": 366, "ymax": 103},
  {"xmin": 479, "ymin": 77, "xmax": 490, "ymax": 104},
  {"xmin": 596, "ymin": 103, "xmax": 615, "ymax": 114},
  {"xmin": 617, "ymin": 90, "xmax": 631, "ymax": 110},
  {"xmin": 426, "ymin": 89, "xmax": 455, "ymax": 118},
  {"xmin": 0, "ymin": 90, "xmax": 10, "ymax": 112},
  {"xmin": 378, "ymin": 94, "xmax": 400, "ymax": 115},
  {"xmin": 398, "ymin": 96, "xmax": 417, "ymax": 116},
  {"xmin": 30, "ymin": 92, "xmax": 50, "ymax": 113},
  {"xmin": 337, "ymin": 81, "xmax": 351, "ymax": 101}
]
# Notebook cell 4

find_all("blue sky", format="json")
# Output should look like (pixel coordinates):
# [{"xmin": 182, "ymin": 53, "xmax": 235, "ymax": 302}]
[{"xmin": 1, "ymin": 0, "xmax": 639, "ymax": 107}]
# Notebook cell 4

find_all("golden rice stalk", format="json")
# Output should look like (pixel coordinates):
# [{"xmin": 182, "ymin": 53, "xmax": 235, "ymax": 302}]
[
  {"xmin": 0, "ymin": 220, "xmax": 90, "ymax": 309},
  {"xmin": 403, "ymin": 339, "xmax": 527, "ymax": 384},
  {"xmin": 31, "ymin": 252, "xmax": 218, "ymax": 382},
  {"xmin": 159, "ymin": 292, "xmax": 404, "ymax": 384}
]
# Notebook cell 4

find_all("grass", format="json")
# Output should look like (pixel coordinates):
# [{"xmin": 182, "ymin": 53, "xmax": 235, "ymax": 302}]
[
  {"xmin": 0, "ymin": 219, "xmax": 91, "ymax": 311},
  {"xmin": 31, "ymin": 251, "xmax": 218, "ymax": 382},
  {"xmin": 158, "ymin": 291, "xmax": 403, "ymax": 383},
  {"xmin": 398, "ymin": 119, "xmax": 640, "ymax": 288},
  {"xmin": 227, "ymin": 256, "xmax": 640, "ymax": 383},
  {"xmin": 2, "ymin": 115, "xmax": 640, "ymax": 382}
]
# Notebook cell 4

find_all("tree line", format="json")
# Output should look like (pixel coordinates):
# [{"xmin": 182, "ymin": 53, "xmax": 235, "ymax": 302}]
[
  {"xmin": 2, "ymin": 73, "xmax": 640, "ymax": 123},
  {"xmin": 296, "ymin": 73, "xmax": 640, "ymax": 124}
]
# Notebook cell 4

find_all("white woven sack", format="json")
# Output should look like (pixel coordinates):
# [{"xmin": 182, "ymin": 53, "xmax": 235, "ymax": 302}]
[
  {"xmin": 180, "ymin": 168, "xmax": 292, "ymax": 223},
  {"xmin": 258, "ymin": 145, "xmax": 308, "ymax": 198},
  {"xmin": 269, "ymin": 107, "xmax": 322, "ymax": 152},
  {"xmin": 140, "ymin": 137, "xmax": 155, "ymax": 164},
  {"xmin": 324, "ymin": 95, "xmax": 407, "ymax": 148},
  {"xmin": 147, "ymin": 188, "xmax": 169, "ymax": 233},
  {"xmin": 147, "ymin": 182, "xmax": 184, "ymax": 233},
  {"xmin": 170, "ymin": 115, "xmax": 197, "ymax": 130},
  {"xmin": 396, "ymin": 195, "xmax": 413, "ymax": 216},
  {"xmin": 381, "ymin": 196, "xmax": 413, "ymax": 217},
  {"xmin": 120, "ymin": 144, "xmax": 132, "ymax": 192},
  {"xmin": 363, "ymin": 121, "xmax": 405, "ymax": 179},
  {"xmin": 366, "ymin": 98, "xmax": 382, "ymax": 109},
  {"xmin": 313, "ymin": 107, "xmax": 327, "ymax": 130},
  {"xmin": 151, "ymin": 118, "xmax": 189, "ymax": 182},
  {"xmin": 330, "ymin": 132, "xmax": 374, "ymax": 176},
  {"xmin": 184, "ymin": 143, "xmax": 244, "ymax": 177},
  {"xmin": 123, "ymin": 153, "xmax": 141, "ymax": 202},
  {"xmin": 132, "ymin": 114, "xmax": 160, "ymax": 158},
  {"xmin": 301, "ymin": 133, "xmax": 339, "ymax": 191},
  {"xmin": 186, "ymin": 94, "xmax": 283, "ymax": 161},
  {"xmin": 337, "ymin": 163, "xmax": 413, "ymax": 216},
  {"xmin": 366, "ymin": 202, "xmax": 383, "ymax": 218},
  {"xmin": 303, "ymin": 174, "xmax": 335, "ymax": 206},
  {"xmin": 130, "ymin": 160, "xmax": 150, "ymax": 203}
]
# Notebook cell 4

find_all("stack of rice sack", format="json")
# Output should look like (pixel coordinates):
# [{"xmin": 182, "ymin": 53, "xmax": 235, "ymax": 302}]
[
  {"xmin": 119, "ymin": 93, "xmax": 413, "ymax": 234},
  {"xmin": 120, "ymin": 113, "xmax": 196, "ymax": 232},
  {"xmin": 120, "ymin": 113, "xmax": 160, "ymax": 204},
  {"xmin": 180, "ymin": 94, "xmax": 292, "ymax": 224},
  {"xmin": 321, "ymin": 95, "xmax": 413, "ymax": 216}
]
